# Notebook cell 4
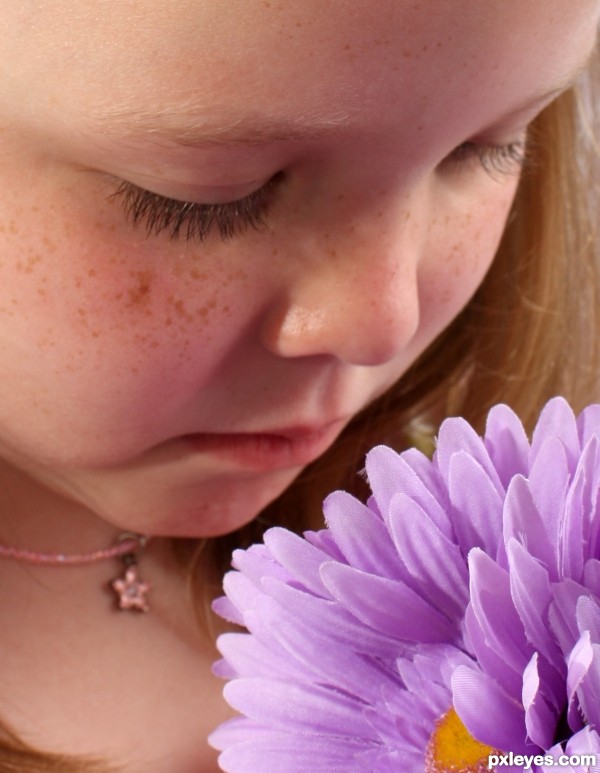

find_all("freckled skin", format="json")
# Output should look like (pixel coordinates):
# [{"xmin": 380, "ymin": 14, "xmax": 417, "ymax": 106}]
[{"xmin": 0, "ymin": 0, "xmax": 596, "ymax": 546}]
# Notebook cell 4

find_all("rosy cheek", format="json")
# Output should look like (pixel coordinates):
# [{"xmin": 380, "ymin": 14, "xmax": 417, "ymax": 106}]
[{"xmin": 417, "ymin": 192, "xmax": 515, "ymax": 334}]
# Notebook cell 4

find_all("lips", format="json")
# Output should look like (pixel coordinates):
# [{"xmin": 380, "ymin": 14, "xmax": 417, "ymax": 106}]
[{"xmin": 179, "ymin": 419, "xmax": 348, "ymax": 471}]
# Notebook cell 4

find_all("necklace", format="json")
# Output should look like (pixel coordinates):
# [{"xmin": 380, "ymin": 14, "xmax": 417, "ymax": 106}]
[{"xmin": 0, "ymin": 532, "xmax": 152, "ymax": 612}]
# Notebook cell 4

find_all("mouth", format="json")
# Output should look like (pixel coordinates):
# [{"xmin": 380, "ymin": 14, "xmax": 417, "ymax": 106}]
[{"xmin": 178, "ymin": 420, "xmax": 348, "ymax": 471}]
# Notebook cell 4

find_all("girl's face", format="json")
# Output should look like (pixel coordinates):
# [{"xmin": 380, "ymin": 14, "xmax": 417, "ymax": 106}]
[{"xmin": 0, "ymin": 0, "xmax": 597, "ymax": 538}]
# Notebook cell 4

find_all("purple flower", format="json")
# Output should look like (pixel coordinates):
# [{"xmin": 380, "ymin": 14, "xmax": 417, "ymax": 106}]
[{"xmin": 209, "ymin": 398, "xmax": 600, "ymax": 772}]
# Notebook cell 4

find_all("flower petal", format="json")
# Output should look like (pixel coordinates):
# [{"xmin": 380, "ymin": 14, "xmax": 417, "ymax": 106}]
[
  {"xmin": 320, "ymin": 561, "xmax": 457, "ymax": 643},
  {"xmin": 522, "ymin": 653, "xmax": 559, "ymax": 749},
  {"xmin": 484, "ymin": 403, "xmax": 530, "ymax": 487},
  {"xmin": 263, "ymin": 527, "xmax": 334, "ymax": 598},
  {"xmin": 507, "ymin": 538, "xmax": 563, "ymax": 673},
  {"xmin": 323, "ymin": 490, "xmax": 402, "ymax": 579},
  {"xmin": 447, "ymin": 451, "xmax": 504, "ymax": 555},
  {"xmin": 530, "ymin": 397, "xmax": 580, "ymax": 471},
  {"xmin": 223, "ymin": 677, "xmax": 374, "ymax": 739},
  {"xmin": 365, "ymin": 445, "xmax": 452, "ymax": 539},
  {"xmin": 436, "ymin": 417, "xmax": 504, "ymax": 498},
  {"xmin": 503, "ymin": 476, "xmax": 556, "ymax": 577},
  {"xmin": 387, "ymin": 492, "xmax": 469, "ymax": 618},
  {"xmin": 452, "ymin": 665, "xmax": 533, "ymax": 755},
  {"xmin": 469, "ymin": 548, "xmax": 530, "ymax": 673}
]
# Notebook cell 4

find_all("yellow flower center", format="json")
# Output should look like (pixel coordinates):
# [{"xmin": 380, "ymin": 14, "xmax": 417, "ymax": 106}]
[{"xmin": 425, "ymin": 708, "xmax": 496, "ymax": 773}]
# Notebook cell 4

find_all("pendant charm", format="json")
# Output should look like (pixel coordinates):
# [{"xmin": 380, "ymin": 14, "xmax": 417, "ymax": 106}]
[{"xmin": 111, "ymin": 562, "xmax": 152, "ymax": 612}]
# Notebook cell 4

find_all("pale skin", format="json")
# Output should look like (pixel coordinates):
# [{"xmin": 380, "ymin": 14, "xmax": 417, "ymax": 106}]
[{"xmin": 0, "ymin": 1, "xmax": 598, "ymax": 770}]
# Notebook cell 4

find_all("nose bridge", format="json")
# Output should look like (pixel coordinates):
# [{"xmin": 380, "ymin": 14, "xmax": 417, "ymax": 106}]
[{"xmin": 260, "ymin": 209, "xmax": 421, "ymax": 367}]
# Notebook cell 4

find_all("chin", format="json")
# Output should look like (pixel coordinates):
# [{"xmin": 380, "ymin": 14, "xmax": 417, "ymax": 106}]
[{"xmin": 95, "ymin": 466, "xmax": 302, "ymax": 540}]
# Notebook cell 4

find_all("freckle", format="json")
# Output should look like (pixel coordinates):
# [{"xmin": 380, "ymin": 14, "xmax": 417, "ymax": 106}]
[
  {"xmin": 165, "ymin": 317, "xmax": 173, "ymax": 326},
  {"xmin": 8, "ymin": 221, "xmax": 18, "ymax": 234},
  {"xmin": 272, "ymin": 248, "xmax": 279, "ymax": 256},
  {"xmin": 42, "ymin": 236, "xmax": 57, "ymax": 252},
  {"xmin": 77, "ymin": 307, "xmax": 86, "ymax": 316},
  {"xmin": 126, "ymin": 271, "xmax": 153, "ymax": 306},
  {"xmin": 75, "ymin": 276, "xmax": 83, "ymax": 288},
  {"xmin": 189, "ymin": 268, "xmax": 207, "ymax": 281},
  {"xmin": 91, "ymin": 331, "xmax": 100, "ymax": 338},
  {"xmin": 88, "ymin": 268, "xmax": 97, "ymax": 278},
  {"xmin": 37, "ymin": 288, "xmax": 47, "ymax": 298},
  {"xmin": 422, "ymin": 44, "xmax": 429, "ymax": 52},
  {"xmin": 328, "ymin": 248, "xmax": 337, "ymax": 258}
]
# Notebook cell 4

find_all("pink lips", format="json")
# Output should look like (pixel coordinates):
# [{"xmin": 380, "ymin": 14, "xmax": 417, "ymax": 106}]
[{"xmin": 179, "ymin": 421, "xmax": 346, "ymax": 471}]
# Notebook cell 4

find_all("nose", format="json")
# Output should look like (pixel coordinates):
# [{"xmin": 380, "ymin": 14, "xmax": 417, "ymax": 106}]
[{"xmin": 259, "ymin": 227, "xmax": 420, "ymax": 367}]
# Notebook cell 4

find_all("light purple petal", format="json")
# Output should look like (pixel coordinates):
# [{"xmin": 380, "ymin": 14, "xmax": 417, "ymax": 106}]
[
  {"xmin": 522, "ymin": 653, "xmax": 559, "ymax": 749},
  {"xmin": 528, "ymin": 436, "xmax": 570, "ymax": 549},
  {"xmin": 452, "ymin": 665, "xmax": 533, "ymax": 755},
  {"xmin": 447, "ymin": 451, "xmax": 504, "ymax": 555},
  {"xmin": 583, "ymin": 560, "xmax": 600, "ymax": 599},
  {"xmin": 484, "ymin": 403, "xmax": 530, "ymax": 487},
  {"xmin": 503, "ymin": 476, "xmax": 556, "ymax": 577},
  {"xmin": 469, "ymin": 548, "xmax": 530, "ymax": 673},
  {"xmin": 263, "ymin": 577, "xmax": 406, "ymax": 659},
  {"xmin": 223, "ymin": 678, "xmax": 374, "ymax": 739},
  {"xmin": 567, "ymin": 631, "xmax": 593, "ymax": 732},
  {"xmin": 577, "ymin": 404, "xmax": 600, "ymax": 448},
  {"xmin": 365, "ymin": 445, "xmax": 452, "ymax": 539},
  {"xmin": 387, "ymin": 492, "xmax": 469, "ymax": 618},
  {"xmin": 549, "ymin": 580, "xmax": 589, "ymax": 656},
  {"xmin": 464, "ymin": 604, "xmax": 523, "ymax": 697},
  {"xmin": 320, "ymin": 561, "xmax": 456, "ymax": 643},
  {"xmin": 215, "ymin": 734, "xmax": 368, "ymax": 773},
  {"xmin": 576, "ymin": 595, "xmax": 600, "ymax": 644},
  {"xmin": 435, "ymin": 417, "xmax": 504, "ymax": 497},
  {"xmin": 323, "ymin": 490, "xmax": 402, "ymax": 579},
  {"xmin": 530, "ymin": 397, "xmax": 580, "ymax": 471},
  {"xmin": 263, "ymin": 528, "xmax": 334, "ymax": 598},
  {"xmin": 507, "ymin": 538, "xmax": 563, "ymax": 672},
  {"xmin": 573, "ymin": 639, "xmax": 600, "ymax": 730}
]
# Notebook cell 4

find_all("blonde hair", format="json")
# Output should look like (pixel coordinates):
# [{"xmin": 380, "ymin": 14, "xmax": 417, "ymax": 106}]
[{"xmin": 2, "ymin": 47, "xmax": 600, "ymax": 773}]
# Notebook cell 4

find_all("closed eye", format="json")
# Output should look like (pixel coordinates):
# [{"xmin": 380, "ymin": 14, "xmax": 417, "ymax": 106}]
[
  {"xmin": 108, "ymin": 173, "xmax": 282, "ymax": 244},
  {"xmin": 446, "ymin": 135, "xmax": 528, "ymax": 178}
]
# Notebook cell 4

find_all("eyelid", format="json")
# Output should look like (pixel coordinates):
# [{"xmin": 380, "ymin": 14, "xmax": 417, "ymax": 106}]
[
  {"xmin": 108, "ymin": 173, "xmax": 282, "ymax": 243},
  {"xmin": 445, "ymin": 131, "xmax": 529, "ymax": 178}
]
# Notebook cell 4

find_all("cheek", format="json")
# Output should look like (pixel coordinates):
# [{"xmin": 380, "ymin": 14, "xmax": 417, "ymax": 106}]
[
  {"xmin": 0, "ymin": 195, "xmax": 259, "ymax": 464},
  {"xmin": 417, "ymin": 189, "xmax": 515, "ymax": 338}
]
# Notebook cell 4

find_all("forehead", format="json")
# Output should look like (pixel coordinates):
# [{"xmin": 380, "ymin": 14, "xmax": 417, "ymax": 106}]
[{"xmin": 2, "ymin": 0, "xmax": 599, "ymax": 146}]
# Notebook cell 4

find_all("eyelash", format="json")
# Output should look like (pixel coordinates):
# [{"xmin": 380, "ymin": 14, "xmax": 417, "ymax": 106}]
[
  {"xmin": 109, "ymin": 174, "xmax": 280, "ymax": 244},
  {"xmin": 448, "ymin": 138, "xmax": 528, "ymax": 177},
  {"xmin": 109, "ymin": 138, "xmax": 527, "ymax": 245}
]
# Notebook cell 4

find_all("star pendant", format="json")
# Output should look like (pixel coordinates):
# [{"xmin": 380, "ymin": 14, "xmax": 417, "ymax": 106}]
[{"xmin": 111, "ymin": 565, "xmax": 152, "ymax": 612}]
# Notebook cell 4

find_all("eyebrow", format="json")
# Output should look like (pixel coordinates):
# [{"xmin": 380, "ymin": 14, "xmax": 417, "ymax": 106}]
[
  {"xmin": 93, "ymin": 108, "xmax": 353, "ymax": 148},
  {"xmin": 92, "ymin": 53, "xmax": 594, "ymax": 150}
]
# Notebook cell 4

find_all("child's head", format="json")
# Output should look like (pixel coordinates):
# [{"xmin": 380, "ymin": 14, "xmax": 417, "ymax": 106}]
[{"xmin": 0, "ymin": 1, "xmax": 598, "ymax": 544}]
